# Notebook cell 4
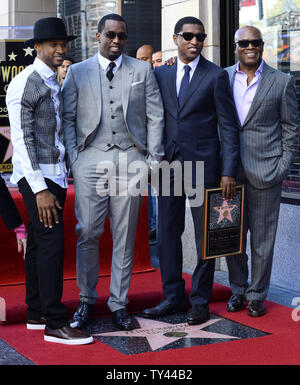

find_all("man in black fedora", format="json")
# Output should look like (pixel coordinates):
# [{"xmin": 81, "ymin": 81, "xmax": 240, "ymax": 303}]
[{"xmin": 6, "ymin": 17, "xmax": 93, "ymax": 345}]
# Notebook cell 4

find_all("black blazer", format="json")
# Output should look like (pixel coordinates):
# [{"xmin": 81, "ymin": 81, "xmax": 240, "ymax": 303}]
[
  {"xmin": 0, "ymin": 175, "xmax": 22, "ymax": 229},
  {"xmin": 154, "ymin": 55, "xmax": 240, "ymax": 186}
]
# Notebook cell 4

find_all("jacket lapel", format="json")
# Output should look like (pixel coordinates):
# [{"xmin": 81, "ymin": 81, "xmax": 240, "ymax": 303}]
[
  {"xmin": 227, "ymin": 64, "xmax": 237, "ymax": 88},
  {"xmin": 242, "ymin": 62, "xmax": 275, "ymax": 127},
  {"xmin": 121, "ymin": 55, "xmax": 134, "ymax": 120},
  {"xmin": 167, "ymin": 61, "xmax": 179, "ymax": 113},
  {"xmin": 88, "ymin": 54, "xmax": 102, "ymax": 121}
]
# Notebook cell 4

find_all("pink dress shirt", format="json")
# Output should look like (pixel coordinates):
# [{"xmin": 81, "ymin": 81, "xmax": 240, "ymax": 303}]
[{"xmin": 233, "ymin": 59, "xmax": 264, "ymax": 125}]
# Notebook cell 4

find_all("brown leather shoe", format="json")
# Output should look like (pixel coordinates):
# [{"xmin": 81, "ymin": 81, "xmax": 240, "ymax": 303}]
[
  {"xmin": 44, "ymin": 326, "xmax": 93, "ymax": 345},
  {"xmin": 27, "ymin": 317, "xmax": 46, "ymax": 330}
]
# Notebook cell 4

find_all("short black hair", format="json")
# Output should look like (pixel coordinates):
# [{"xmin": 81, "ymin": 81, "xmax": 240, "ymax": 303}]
[
  {"xmin": 124, "ymin": 48, "xmax": 137, "ymax": 57},
  {"xmin": 97, "ymin": 13, "xmax": 128, "ymax": 33},
  {"xmin": 174, "ymin": 16, "xmax": 205, "ymax": 34},
  {"xmin": 64, "ymin": 56, "xmax": 74, "ymax": 64}
]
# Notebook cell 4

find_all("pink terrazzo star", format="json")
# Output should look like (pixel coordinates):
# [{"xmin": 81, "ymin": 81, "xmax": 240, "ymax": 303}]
[
  {"xmin": 94, "ymin": 317, "xmax": 238, "ymax": 351},
  {"xmin": 213, "ymin": 199, "xmax": 237, "ymax": 224}
]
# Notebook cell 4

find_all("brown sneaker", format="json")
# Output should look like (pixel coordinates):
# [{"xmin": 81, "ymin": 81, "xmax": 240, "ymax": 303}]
[
  {"xmin": 27, "ymin": 317, "xmax": 46, "ymax": 330},
  {"xmin": 44, "ymin": 326, "xmax": 93, "ymax": 345}
]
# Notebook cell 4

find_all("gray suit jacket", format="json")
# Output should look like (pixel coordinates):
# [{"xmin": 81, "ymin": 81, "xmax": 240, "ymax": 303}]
[
  {"xmin": 226, "ymin": 62, "xmax": 299, "ymax": 189},
  {"xmin": 62, "ymin": 54, "xmax": 164, "ymax": 168}
]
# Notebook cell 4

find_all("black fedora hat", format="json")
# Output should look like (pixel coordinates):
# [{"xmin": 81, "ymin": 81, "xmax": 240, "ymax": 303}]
[{"xmin": 25, "ymin": 17, "xmax": 77, "ymax": 46}]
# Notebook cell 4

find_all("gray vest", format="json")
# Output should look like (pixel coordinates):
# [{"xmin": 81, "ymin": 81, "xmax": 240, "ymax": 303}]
[{"xmin": 92, "ymin": 64, "xmax": 135, "ymax": 152}]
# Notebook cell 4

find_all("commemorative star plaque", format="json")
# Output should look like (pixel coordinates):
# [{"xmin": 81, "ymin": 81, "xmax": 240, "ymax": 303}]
[
  {"xmin": 202, "ymin": 185, "xmax": 244, "ymax": 260},
  {"xmin": 0, "ymin": 32, "xmax": 35, "ymax": 172}
]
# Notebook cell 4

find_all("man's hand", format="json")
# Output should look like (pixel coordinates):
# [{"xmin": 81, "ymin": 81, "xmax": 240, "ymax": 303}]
[
  {"xmin": 36, "ymin": 189, "xmax": 62, "ymax": 228},
  {"xmin": 164, "ymin": 56, "xmax": 177, "ymax": 66},
  {"xmin": 220, "ymin": 176, "xmax": 236, "ymax": 200},
  {"xmin": 17, "ymin": 238, "xmax": 27, "ymax": 260}
]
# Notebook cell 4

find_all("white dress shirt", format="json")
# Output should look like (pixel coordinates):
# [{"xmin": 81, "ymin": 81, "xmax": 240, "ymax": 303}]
[
  {"xmin": 97, "ymin": 53, "xmax": 123, "ymax": 75},
  {"xmin": 176, "ymin": 55, "xmax": 200, "ymax": 95}
]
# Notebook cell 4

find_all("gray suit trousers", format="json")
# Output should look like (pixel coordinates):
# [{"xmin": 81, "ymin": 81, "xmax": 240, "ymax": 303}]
[
  {"xmin": 72, "ymin": 145, "xmax": 147, "ymax": 312},
  {"xmin": 226, "ymin": 180, "xmax": 282, "ymax": 301}
]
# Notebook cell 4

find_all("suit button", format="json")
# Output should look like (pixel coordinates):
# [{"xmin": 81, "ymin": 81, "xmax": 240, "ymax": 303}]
[
  {"xmin": 109, "ymin": 86, "xmax": 113, "ymax": 89},
  {"xmin": 112, "ymin": 131, "xmax": 116, "ymax": 135},
  {"xmin": 107, "ymin": 144, "xmax": 111, "ymax": 147},
  {"xmin": 111, "ymin": 116, "xmax": 115, "ymax": 119},
  {"xmin": 110, "ymin": 101, "xmax": 114, "ymax": 104}
]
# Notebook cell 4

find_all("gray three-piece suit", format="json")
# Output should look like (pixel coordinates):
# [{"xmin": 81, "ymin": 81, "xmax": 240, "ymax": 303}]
[{"xmin": 62, "ymin": 54, "xmax": 164, "ymax": 311}]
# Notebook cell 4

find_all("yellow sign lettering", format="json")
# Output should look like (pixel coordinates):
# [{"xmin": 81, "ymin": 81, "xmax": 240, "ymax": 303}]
[{"xmin": 1, "ymin": 66, "xmax": 11, "ymax": 82}]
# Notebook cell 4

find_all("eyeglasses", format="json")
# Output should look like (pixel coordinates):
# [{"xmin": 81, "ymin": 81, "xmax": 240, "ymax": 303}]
[
  {"xmin": 236, "ymin": 39, "xmax": 263, "ymax": 48},
  {"xmin": 176, "ymin": 32, "xmax": 207, "ymax": 42},
  {"xmin": 104, "ymin": 31, "xmax": 128, "ymax": 41}
]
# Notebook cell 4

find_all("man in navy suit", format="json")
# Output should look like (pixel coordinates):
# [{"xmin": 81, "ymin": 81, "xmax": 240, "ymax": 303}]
[{"xmin": 142, "ymin": 16, "xmax": 240, "ymax": 324}]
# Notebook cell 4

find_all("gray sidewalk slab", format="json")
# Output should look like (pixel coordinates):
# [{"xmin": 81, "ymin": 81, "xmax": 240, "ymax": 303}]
[
  {"xmin": 0, "ymin": 339, "xmax": 35, "ymax": 365},
  {"xmin": 213, "ymin": 270, "xmax": 300, "ymax": 309}
]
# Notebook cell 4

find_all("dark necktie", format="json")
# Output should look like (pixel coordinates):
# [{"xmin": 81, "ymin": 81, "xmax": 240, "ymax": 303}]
[
  {"xmin": 178, "ymin": 65, "xmax": 191, "ymax": 107},
  {"xmin": 106, "ymin": 62, "xmax": 116, "ymax": 81}
]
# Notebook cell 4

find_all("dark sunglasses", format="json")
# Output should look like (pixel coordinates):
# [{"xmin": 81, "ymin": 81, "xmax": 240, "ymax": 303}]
[
  {"xmin": 236, "ymin": 39, "xmax": 263, "ymax": 48},
  {"xmin": 105, "ymin": 31, "xmax": 127, "ymax": 41},
  {"xmin": 176, "ymin": 32, "xmax": 207, "ymax": 42}
]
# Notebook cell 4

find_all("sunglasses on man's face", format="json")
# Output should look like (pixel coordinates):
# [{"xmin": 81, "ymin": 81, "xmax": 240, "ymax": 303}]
[
  {"xmin": 176, "ymin": 32, "xmax": 207, "ymax": 42},
  {"xmin": 236, "ymin": 39, "xmax": 263, "ymax": 48},
  {"xmin": 104, "ymin": 31, "xmax": 128, "ymax": 41}
]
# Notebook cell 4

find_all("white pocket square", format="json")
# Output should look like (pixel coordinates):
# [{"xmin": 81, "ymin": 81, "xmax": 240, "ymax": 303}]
[{"xmin": 131, "ymin": 81, "xmax": 144, "ymax": 87}]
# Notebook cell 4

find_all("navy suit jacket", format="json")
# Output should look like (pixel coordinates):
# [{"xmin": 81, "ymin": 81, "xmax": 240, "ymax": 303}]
[{"xmin": 154, "ymin": 55, "xmax": 240, "ymax": 187}]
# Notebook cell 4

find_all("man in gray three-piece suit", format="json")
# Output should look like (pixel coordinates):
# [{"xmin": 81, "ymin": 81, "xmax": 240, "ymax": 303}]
[
  {"xmin": 225, "ymin": 26, "xmax": 299, "ymax": 317},
  {"xmin": 62, "ymin": 14, "xmax": 164, "ymax": 330}
]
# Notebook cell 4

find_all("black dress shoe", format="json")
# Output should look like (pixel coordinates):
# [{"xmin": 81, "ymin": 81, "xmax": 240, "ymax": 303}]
[
  {"xmin": 247, "ymin": 300, "xmax": 266, "ymax": 317},
  {"xmin": 187, "ymin": 304, "xmax": 210, "ymax": 325},
  {"xmin": 149, "ymin": 229, "xmax": 156, "ymax": 245},
  {"xmin": 226, "ymin": 294, "xmax": 246, "ymax": 312},
  {"xmin": 142, "ymin": 299, "xmax": 187, "ymax": 318},
  {"xmin": 112, "ymin": 309, "xmax": 135, "ymax": 330},
  {"xmin": 71, "ymin": 300, "xmax": 94, "ymax": 328}
]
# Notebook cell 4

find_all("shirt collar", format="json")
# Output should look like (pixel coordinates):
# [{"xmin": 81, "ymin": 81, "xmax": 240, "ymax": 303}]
[
  {"xmin": 33, "ymin": 57, "xmax": 57, "ymax": 80},
  {"xmin": 97, "ymin": 52, "xmax": 123, "ymax": 71},
  {"xmin": 177, "ymin": 55, "xmax": 200, "ymax": 73},
  {"xmin": 236, "ymin": 58, "xmax": 264, "ymax": 75}
]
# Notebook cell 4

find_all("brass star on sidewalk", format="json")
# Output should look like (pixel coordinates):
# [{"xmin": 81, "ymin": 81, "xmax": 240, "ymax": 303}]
[{"xmin": 94, "ymin": 317, "xmax": 239, "ymax": 351}]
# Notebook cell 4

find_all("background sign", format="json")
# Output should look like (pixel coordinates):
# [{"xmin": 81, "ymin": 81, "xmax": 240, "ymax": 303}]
[
  {"xmin": 0, "ymin": 39, "xmax": 35, "ymax": 172},
  {"xmin": 239, "ymin": 0, "xmax": 256, "ymax": 7}
]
